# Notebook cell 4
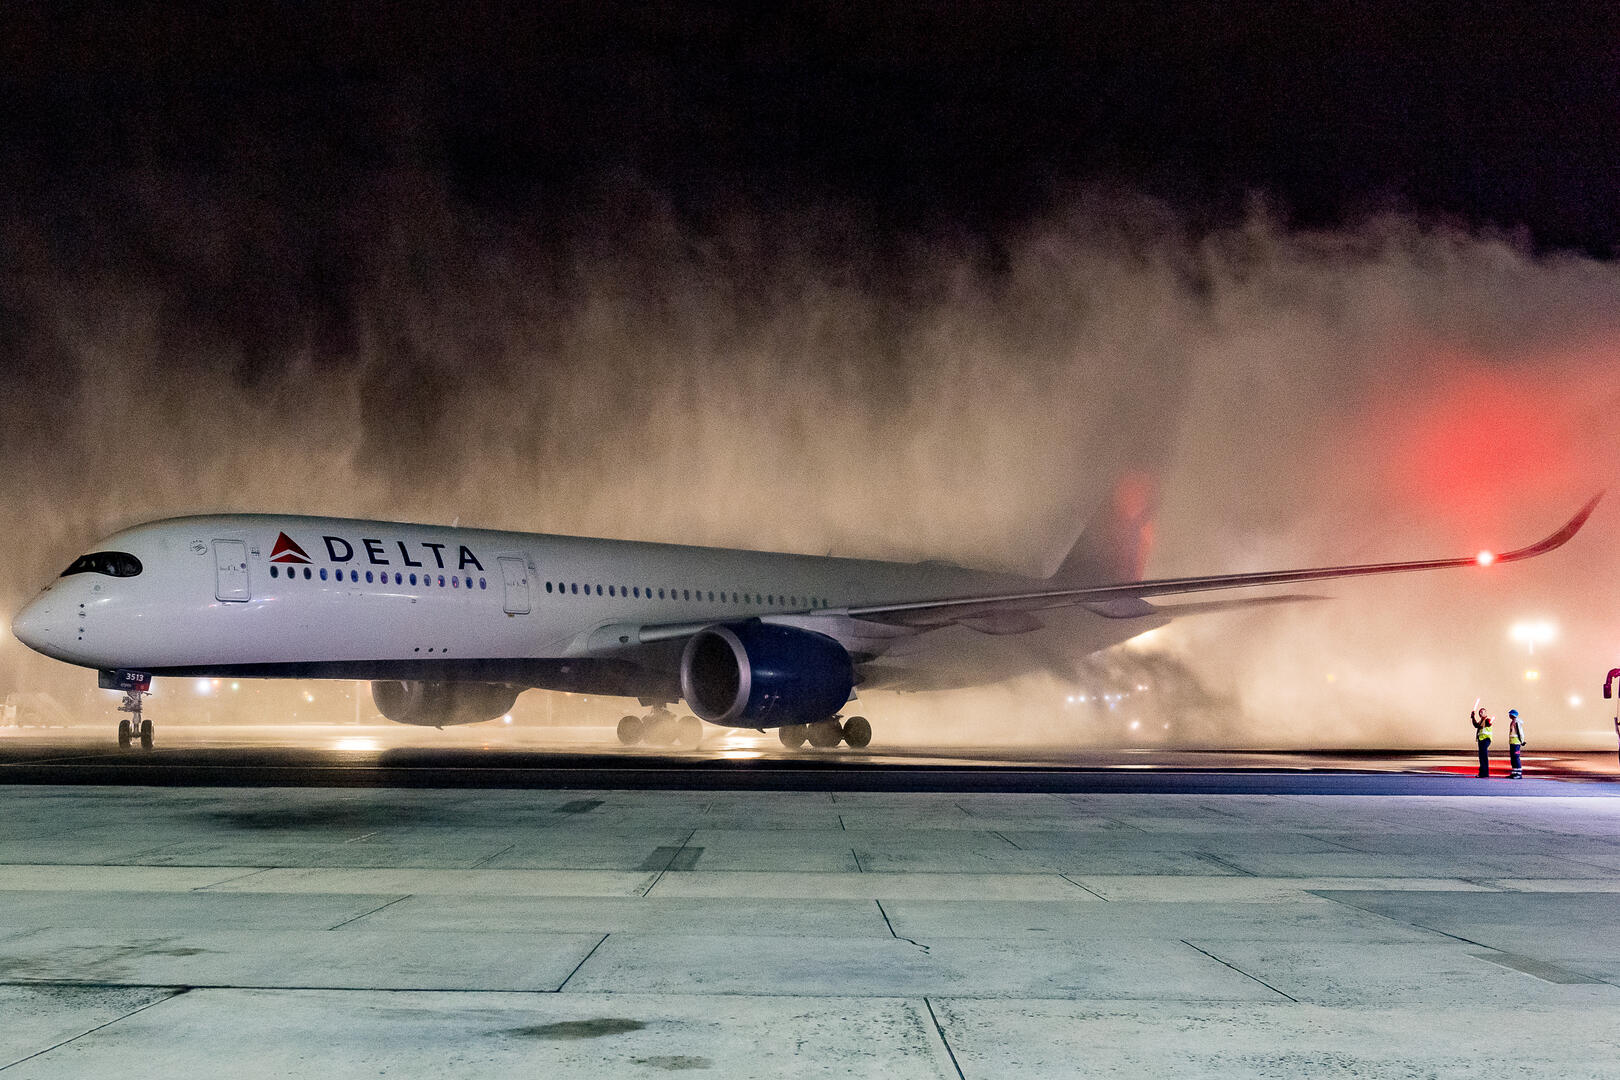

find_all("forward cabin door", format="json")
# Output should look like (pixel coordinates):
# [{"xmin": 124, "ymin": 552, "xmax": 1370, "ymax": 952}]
[
  {"xmin": 213, "ymin": 540, "xmax": 250, "ymax": 602},
  {"xmin": 498, "ymin": 557, "xmax": 531, "ymax": 615}
]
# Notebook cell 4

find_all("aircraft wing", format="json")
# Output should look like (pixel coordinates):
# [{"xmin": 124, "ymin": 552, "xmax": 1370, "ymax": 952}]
[{"xmin": 844, "ymin": 494, "xmax": 1602, "ymax": 628}]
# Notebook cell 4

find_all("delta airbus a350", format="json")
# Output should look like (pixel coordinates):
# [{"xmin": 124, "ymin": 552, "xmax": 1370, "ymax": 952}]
[{"xmin": 10, "ymin": 486, "xmax": 1599, "ymax": 749}]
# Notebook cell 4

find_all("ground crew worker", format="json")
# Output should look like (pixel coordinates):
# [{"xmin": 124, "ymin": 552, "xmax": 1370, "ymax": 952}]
[
  {"xmin": 1507, "ymin": 709, "xmax": 1525, "ymax": 779},
  {"xmin": 1471, "ymin": 707, "xmax": 1493, "ymax": 777}
]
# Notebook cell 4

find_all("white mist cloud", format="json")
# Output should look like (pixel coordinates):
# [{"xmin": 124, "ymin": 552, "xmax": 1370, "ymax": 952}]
[{"xmin": 3, "ymin": 178, "xmax": 1616, "ymax": 747}]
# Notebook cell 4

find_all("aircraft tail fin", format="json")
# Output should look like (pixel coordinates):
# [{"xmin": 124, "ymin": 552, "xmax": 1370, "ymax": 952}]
[{"xmin": 1050, "ymin": 471, "xmax": 1158, "ymax": 585}]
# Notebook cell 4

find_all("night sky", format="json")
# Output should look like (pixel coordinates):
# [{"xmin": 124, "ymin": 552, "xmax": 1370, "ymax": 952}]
[
  {"xmin": 6, "ymin": 2, "xmax": 1620, "ymax": 251},
  {"xmin": 3, "ymin": 3, "xmax": 1618, "ymax": 743}
]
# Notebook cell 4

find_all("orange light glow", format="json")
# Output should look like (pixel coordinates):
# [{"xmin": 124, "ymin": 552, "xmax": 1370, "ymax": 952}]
[{"xmin": 1476, "ymin": 550, "xmax": 1495, "ymax": 566}]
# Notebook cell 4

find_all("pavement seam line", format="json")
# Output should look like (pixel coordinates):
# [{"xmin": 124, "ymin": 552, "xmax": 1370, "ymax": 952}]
[
  {"xmin": 991, "ymin": 830, "xmax": 1023, "ymax": 849},
  {"xmin": 922, "ymin": 997, "xmax": 967, "ymax": 1080},
  {"xmin": 0, "ymin": 987, "xmax": 188, "ymax": 1072},
  {"xmin": 192, "ymin": 867, "xmax": 274, "ymax": 891},
  {"xmin": 874, "ymin": 899, "xmax": 929, "ymax": 952},
  {"xmin": 555, "ymin": 933, "xmax": 609, "ymax": 992},
  {"xmin": 1058, "ymin": 873, "xmax": 1110, "ymax": 900},
  {"xmin": 1192, "ymin": 851, "xmax": 1256, "ymax": 876},
  {"xmin": 467, "ymin": 843, "xmax": 515, "ymax": 869},
  {"xmin": 640, "ymin": 828, "xmax": 697, "ymax": 896},
  {"xmin": 327, "ymin": 894, "xmax": 411, "ymax": 930},
  {"xmin": 851, "ymin": 848, "xmax": 864, "ymax": 873},
  {"xmin": 1307, "ymin": 892, "xmax": 1496, "ymax": 947},
  {"xmin": 1179, "ymin": 940, "xmax": 1299, "ymax": 1002}
]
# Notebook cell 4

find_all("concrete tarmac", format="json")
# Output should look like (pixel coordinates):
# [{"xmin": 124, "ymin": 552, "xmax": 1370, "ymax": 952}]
[{"xmin": 3, "ymin": 731, "xmax": 1620, "ymax": 1076}]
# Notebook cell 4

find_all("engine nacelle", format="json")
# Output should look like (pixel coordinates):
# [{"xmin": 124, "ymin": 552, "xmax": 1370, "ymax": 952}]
[
  {"xmin": 371, "ymin": 681, "xmax": 521, "ymax": 727},
  {"xmin": 680, "ymin": 622, "xmax": 854, "ymax": 727}
]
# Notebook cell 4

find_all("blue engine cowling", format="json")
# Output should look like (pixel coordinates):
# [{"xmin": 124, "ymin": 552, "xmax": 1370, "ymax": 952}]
[{"xmin": 679, "ymin": 622, "xmax": 854, "ymax": 727}]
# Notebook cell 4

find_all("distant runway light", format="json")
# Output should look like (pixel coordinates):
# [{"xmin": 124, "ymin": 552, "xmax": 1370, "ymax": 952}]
[
  {"xmin": 1476, "ymin": 550, "xmax": 1496, "ymax": 566},
  {"xmin": 1569, "ymin": 695, "xmax": 1583, "ymax": 708},
  {"xmin": 194, "ymin": 679, "xmax": 212, "ymax": 694},
  {"xmin": 1509, "ymin": 620, "xmax": 1557, "ymax": 654},
  {"xmin": 503, "ymin": 714, "xmax": 513, "ymax": 724},
  {"xmin": 1129, "ymin": 720, "xmax": 1140, "ymax": 730},
  {"xmin": 1525, "ymin": 669, "xmax": 1540, "ymax": 681}
]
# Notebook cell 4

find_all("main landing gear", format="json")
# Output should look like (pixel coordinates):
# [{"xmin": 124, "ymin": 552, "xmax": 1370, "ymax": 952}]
[
  {"xmin": 617, "ymin": 708, "xmax": 704, "ymax": 749},
  {"xmin": 117, "ymin": 689, "xmax": 153, "ymax": 750},
  {"xmin": 777, "ymin": 715, "xmax": 871, "ymax": 751}
]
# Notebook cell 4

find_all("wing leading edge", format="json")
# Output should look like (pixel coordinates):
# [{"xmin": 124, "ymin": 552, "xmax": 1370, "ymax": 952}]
[{"xmin": 846, "ymin": 493, "xmax": 1602, "ymax": 627}]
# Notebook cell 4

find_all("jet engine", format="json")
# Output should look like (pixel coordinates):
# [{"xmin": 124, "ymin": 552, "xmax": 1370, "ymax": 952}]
[
  {"xmin": 679, "ymin": 622, "xmax": 854, "ymax": 727},
  {"xmin": 370, "ymin": 681, "xmax": 521, "ymax": 727}
]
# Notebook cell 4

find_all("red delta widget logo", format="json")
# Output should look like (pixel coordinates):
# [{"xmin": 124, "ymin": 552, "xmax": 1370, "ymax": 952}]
[{"xmin": 269, "ymin": 533, "xmax": 312, "ymax": 564}]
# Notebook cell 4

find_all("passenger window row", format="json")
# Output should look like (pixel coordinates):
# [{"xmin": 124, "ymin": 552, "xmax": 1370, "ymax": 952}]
[
  {"xmin": 542, "ymin": 580, "xmax": 825, "ymax": 609},
  {"xmin": 268, "ymin": 564, "xmax": 488, "ymax": 591}
]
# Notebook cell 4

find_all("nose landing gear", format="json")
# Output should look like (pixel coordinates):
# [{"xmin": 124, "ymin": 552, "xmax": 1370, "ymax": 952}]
[{"xmin": 117, "ymin": 690, "xmax": 153, "ymax": 750}]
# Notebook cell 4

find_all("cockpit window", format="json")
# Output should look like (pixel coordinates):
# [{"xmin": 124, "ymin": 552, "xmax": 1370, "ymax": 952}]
[{"xmin": 61, "ymin": 551, "xmax": 143, "ymax": 578}]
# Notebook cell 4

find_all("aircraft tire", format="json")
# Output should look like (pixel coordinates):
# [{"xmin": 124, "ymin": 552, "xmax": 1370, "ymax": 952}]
[
  {"xmin": 646, "ymin": 716, "xmax": 677, "ymax": 745},
  {"xmin": 842, "ymin": 716, "xmax": 872, "ymax": 749},
  {"xmin": 777, "ymin": 724, "xmax": 808, "ymax": 749},
  {"xmin": 139, "ymin": 719, "xmax": 154, "ymax": 750},
  {"xmin": 675, "ymin": 715, "xmax": 703, "ymax": 747},
  {"xmin": 806, "ymin": 719, "xmax": 844, "ymax": 749},
  {"xmin": 117, "ymin": 720, "xmax": 132, "ymax": 749},
  {"xmin": 616, "ymin": 715, "xmax": 645, "ymax": 745}
]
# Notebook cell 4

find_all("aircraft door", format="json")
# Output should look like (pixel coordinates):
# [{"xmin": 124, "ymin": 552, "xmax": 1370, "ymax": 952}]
[
  {"xmin": 213, "ymin": 540, "xmax": 250, "ymax": 602},
  {"xmin": 498, "ymin": 557, "xmax": 530, "ymax": 615}
]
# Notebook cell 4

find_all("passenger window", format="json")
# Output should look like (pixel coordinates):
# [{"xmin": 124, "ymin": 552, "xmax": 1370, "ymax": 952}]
[
  {"xmin": 320, "ymin": 568, "xmax": 328, "ymax": 581},
  {"xmin": 546, "ymin": 581, "xmax": 553, "ymax": 593},
  {"xmin": 439, "ymin": 575, "xmax": 446, "ymax": 587},
  {"xmin": 608, "ymin": 586, "xmax": 615, "ymax": 597},
  {"xmin": 683, "ymin": 589, "xmax": 690, "ymax": 600},
  {"xmin": 633, "ymin": 587, "xmax": 640, "ymax": 598},
  {"xmin": 479, "ymin": 578, "xmax": 487, "ymax": 589},
  {"xmin": 453, "ymin": 576, "xmax": 459, "ymax": 588},
  {"xmin": 658, "ymin": 588, "xmax": 665, "ymax": 599},
  {"xmin": 305, "ymin": 567, "xmax": 313, "ymax": 580},
  {"xmin": 365, "ymin": 571, "xmax": 373, "ymax": 583},
  {"xmin": 270, "ymin": 565, "xmax": 279, "ymax": 579},
  {"xmin": 409, "ymin": 573, "xmax": 417, "ymax": 586}
]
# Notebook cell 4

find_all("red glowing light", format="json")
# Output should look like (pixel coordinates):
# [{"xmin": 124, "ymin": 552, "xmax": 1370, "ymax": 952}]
[{"xmin": 1476, "ymin": 550, "xmax": 1495, "ymax": 566}]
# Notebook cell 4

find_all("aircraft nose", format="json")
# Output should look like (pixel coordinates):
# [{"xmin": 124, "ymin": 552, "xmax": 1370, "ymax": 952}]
[{"xmin": 12, "ymin": 596, "xmax": 54, "ymax": 654}]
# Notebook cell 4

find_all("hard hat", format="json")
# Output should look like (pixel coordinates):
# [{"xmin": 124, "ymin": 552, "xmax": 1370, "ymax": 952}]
[{"xmin": 1509, "ymin": 709, "xmax": 1519, "ymax": 717}]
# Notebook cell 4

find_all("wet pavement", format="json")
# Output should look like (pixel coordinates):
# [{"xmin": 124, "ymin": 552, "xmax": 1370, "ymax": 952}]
[{"xmin": 1, "ymin": 726, "xmax": 1619, "ymax": 1076}]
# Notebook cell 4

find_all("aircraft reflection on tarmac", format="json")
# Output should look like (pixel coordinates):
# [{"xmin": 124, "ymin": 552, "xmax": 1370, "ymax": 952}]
[{"xmin": 1, "ymin": 722, "xmax": 1617, "ymax": 781}]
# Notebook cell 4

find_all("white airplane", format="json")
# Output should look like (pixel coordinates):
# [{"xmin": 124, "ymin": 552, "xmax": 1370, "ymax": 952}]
[{"xmin": 10, "ymin": 487, "xmax": 1599, "ymax": 749}]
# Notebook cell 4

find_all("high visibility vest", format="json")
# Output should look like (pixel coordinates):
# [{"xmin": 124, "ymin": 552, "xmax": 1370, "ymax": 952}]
[
  {"xmin": 1508, "ymin": 722, "xmax": 1523, "ymax": 746},
  {"xmin": 1477, "ymin": 722, "xmax": 1493, "ymax": 742}
]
